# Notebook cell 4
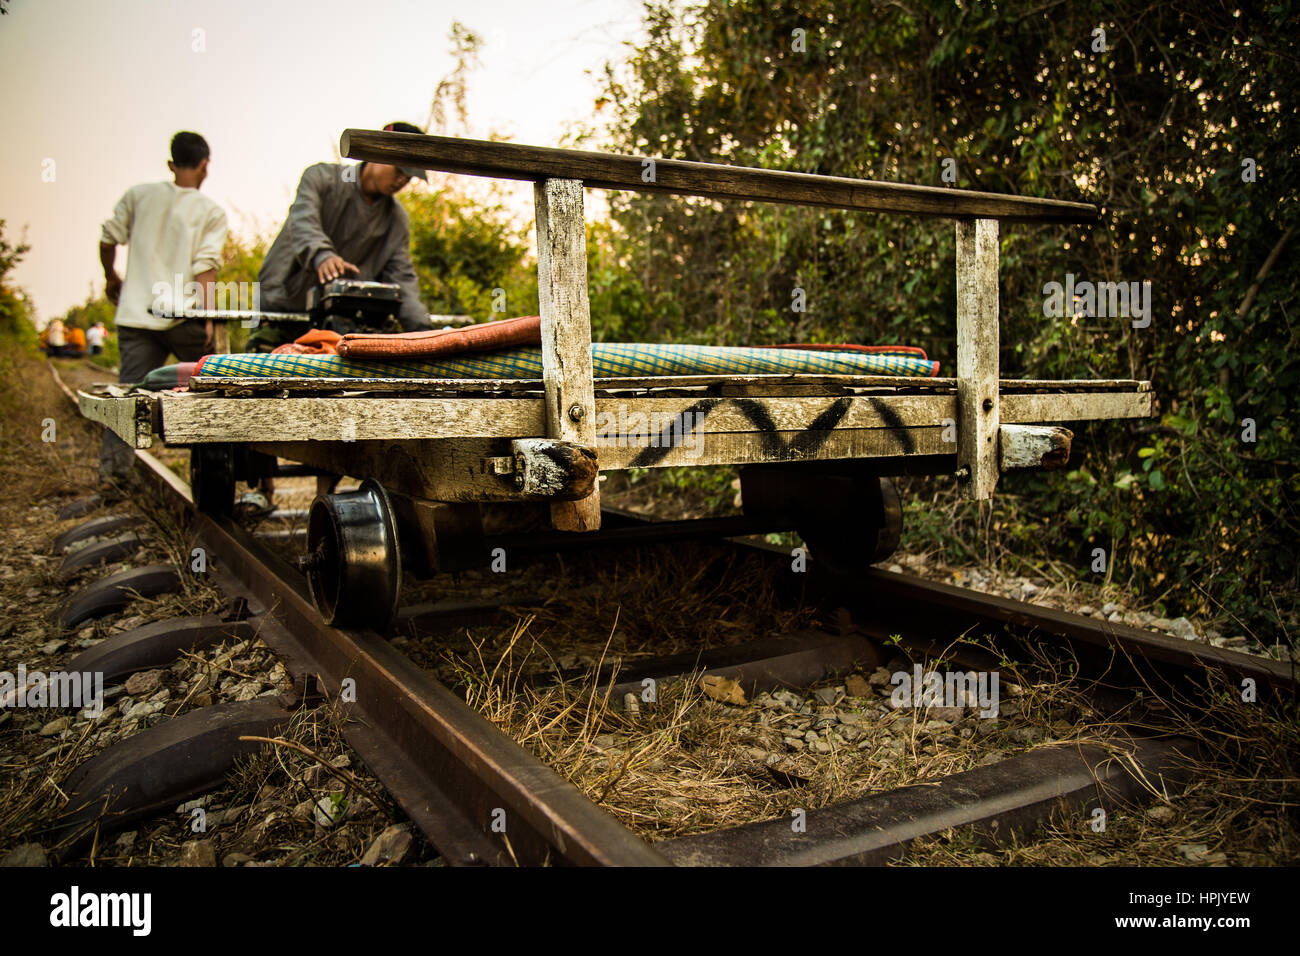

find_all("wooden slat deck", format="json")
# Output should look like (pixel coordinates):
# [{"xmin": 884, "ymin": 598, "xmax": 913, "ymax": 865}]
[
  {"xmin": 83, "ymin": 380, "xmax": 1153, "ymax": 443},
  {"xmin": 78, "ymin": 376, "xmax": 1150, "ymax": 502}
]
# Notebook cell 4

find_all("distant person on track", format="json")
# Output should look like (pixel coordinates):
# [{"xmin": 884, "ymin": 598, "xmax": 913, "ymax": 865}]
[
  {"xmin": 66, "ymin": 320, "xmax": 86, "ymax": 357},
  {"xmin": 246, "ymin": 121, "xmax": 432, "ymax": 353},
  {"xmin": 97, "ymin": 130, "xmax": 229, "ymax": 488},
  {"xmin": 86, "ymin": 320, "xmax": 107, "ymax": 356},
  {"xmin": 44, "ymin": 317, "xmax": 66, "ymax": 357}
]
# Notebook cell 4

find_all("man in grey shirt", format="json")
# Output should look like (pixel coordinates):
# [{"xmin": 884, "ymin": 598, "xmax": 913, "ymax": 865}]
[{"xmin": 249, "ymin": 121, "xmax": 433, "ymax": 351}]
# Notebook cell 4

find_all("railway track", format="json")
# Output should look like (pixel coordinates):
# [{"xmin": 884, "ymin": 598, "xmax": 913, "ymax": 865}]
[{"xmin": 23, "ymin": 360, "xmax": 1299, "ymax": 867}]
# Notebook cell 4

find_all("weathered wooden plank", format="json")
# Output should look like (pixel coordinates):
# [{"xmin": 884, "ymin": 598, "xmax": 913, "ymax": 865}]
[
  {"xmin": 190, "ymin": 373, "xmax": 1152, "ymax": 397},
  {"xmin": 1000, "ymin": 424, "xmax": 1073, "ymax": 471},
  {"xmin": 158, "ymin": 390, "xmax": 1152, "ymax": 444},
  {"xmin": 536, "ymin": 178, "xmax": 600, "ymax": 531},
  {"xmin": 956, "ymin": 219, "xmax": 1000, "ymax": 500},
  {"xmin": 160, "ymin": 394, "xmax": 544, "ymax": 442},
  {"xmin": 1001, "ymin": 390, "xmax": 1153, "ymax": 422},
  {"xmin": 77, "ymin": 391, "xmax": 154, "ymax": 449},
  {"xmin": 597, "ymin": 428, "xmax": 953, "ymax": 469},
  {"xmin": 255, "ymin": 440, "xmax": 525, "ymax": 504},
  {"xmin": 996, "ymin": 379, "xmax": 1152, "ymax": 394},
  {"xmin": 593, "ymin": 396, "xmax": 951, "ymax": 434},
  {"xmin": 342, "ymin": 130, "xmax": 1098, "ymax": 224}
]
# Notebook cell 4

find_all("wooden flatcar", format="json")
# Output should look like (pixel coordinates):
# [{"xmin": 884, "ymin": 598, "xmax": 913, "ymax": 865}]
[{"xmin": 80, "ymin": 129, "xmax": 1152, "ymax": 630}]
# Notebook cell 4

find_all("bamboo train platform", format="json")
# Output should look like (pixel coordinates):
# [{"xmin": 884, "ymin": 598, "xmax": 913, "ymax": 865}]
[{"xmin": 79, "ymin": 128, "xmax": 1152, "ymax": 629}]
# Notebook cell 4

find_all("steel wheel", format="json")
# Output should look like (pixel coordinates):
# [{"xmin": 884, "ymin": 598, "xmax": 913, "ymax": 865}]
[{"xmin": 300, "ymin": 478, "xmax": 402, "ymax": 631}]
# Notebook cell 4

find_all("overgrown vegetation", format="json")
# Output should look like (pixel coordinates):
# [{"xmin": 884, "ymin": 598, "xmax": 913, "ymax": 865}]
[
  {"xmin": 588, "ymin": 0, "xmax": 1298, "ymax": 642},
  {"xmin": 0, "ymin": 219, "xmax": 36, "ymax": 350}
]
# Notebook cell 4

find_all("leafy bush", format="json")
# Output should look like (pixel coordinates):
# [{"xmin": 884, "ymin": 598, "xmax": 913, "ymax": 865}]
[
  {"xmin": 0, "ymin": 220, "xmax": 36, "ymax": 350},
  {"xmin": 593, "ymin": 0, "xmax": 1298, "ymax": 638}
]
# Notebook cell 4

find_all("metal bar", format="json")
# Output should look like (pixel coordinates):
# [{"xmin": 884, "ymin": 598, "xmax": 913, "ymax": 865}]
[
  {"xmin": 658, "ymin": 737, "xmax": 1194, "ymax": 866},
  {"xmin": 849, "ymin": 568, "xmax": 1299, "ymax": 696},
  {"xmin": 150, "ymin": 308, "xmax": 312, "ymax": 323},
  {"xmin": 149, "ymin": 309, "xmax": 470, "ymax": 326}
]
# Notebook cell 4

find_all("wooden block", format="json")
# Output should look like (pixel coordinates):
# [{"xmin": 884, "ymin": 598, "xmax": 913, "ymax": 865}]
[
  {"xmin": 510, "ymin": 438, "xmax": 598, "ymax": 500},
  {"xmin": 535, "ymin": 178, "xmax": 600, "ymax": 531},
  {"xmin": 999, "ymin": 424, "xmax": 1073, "ymax": 471},
  {"xmin": 77, "ymin": 390, "xmax": 154, "ymax": 448},
  {"xmin": 955, "ymin": 219, "xmax": 1000, "ymax": 499}
]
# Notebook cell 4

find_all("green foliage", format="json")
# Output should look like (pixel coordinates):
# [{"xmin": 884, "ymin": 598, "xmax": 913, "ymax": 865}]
[
  {"xmin": 598, "ymin": 1, "xmax": 1299, "ymax": 636},
  {"xmin": 216, "ymin": 231, "xmax": 268, "ymax": 353},
  {"xmin": 0, "ymin": 219, "xmax": 36, "ymax": 350},
  {"xmin": 403, "ymin": 186, "xmax": 537, "ymax": 319}
]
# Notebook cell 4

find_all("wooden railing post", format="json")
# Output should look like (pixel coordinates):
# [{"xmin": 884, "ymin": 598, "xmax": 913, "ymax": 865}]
[
  {"xmin": 535, "ymin": 178, "xmax": 601, "ymax": 531},
  {"xmin": 955, "ymin": 218, "xmax": 1000, "ymax": 500}
]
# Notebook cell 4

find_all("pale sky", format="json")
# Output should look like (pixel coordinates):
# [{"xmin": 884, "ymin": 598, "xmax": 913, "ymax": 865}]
[{"xmin": 0, "ymin": 0, "xmax": 646, "ymax": 322}]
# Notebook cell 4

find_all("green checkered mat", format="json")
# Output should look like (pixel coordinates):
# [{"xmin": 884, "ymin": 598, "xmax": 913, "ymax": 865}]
[{"xmin": 194, "ymin": 343, "xmax": 939, "ymax": 380}]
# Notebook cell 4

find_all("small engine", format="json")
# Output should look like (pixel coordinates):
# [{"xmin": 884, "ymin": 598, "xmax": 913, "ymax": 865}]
[{"xmin": 306, "ymin": 279, "xmax": 403, "ymax": 334}]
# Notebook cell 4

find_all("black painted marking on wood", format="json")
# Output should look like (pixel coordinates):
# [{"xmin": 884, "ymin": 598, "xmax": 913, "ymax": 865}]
[
  {"xmin": 867, "ymin": 397, "xmax": 915, "ymax": 454},
  {"xmin": 628, "ymin": 398, "xmax": 716, "ymax": 467},
  {"xmin": 629, "ymin": 396, "xmax": 858, "ymax": 466},
  {"xmin": 788, "ymin": 398, "xmax": 854, "ymax": 455},
  {"xmin": 732, "ymin": 399, "xmax": 785, "ymax": 457}
]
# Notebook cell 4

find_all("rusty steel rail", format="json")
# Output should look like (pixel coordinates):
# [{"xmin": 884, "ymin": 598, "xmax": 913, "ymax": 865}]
[
  {"xmin": 660, "ymin": 736, "xmax": 1194, "ymax": 866},
  {"xmin": 844, "ymin": 567, "xmax": 1299, "ymax": 698},
  {"xmin": 129, "ymin": 446, "xmax": 668, "ymax": 866}
]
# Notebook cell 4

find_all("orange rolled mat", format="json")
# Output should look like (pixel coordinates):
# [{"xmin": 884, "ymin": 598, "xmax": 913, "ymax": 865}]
[
  {"xmin": 336, "ymin": 314, "xmax": 542, "ymax": 359},
  {"xmin": 271, "ymin": 328, "xmax": 343, "ymax": 355}
]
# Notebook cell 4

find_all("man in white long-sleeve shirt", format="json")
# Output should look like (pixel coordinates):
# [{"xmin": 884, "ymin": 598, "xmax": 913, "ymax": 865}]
[{"xmin": 98, "ymin": 131, "xmax": 228, "ymax": 484}]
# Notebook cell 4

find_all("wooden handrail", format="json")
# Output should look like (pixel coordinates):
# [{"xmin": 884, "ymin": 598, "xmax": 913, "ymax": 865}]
[{"xmin": 341, "ymin": 129, "xmax": 1098, "ymax": 224}]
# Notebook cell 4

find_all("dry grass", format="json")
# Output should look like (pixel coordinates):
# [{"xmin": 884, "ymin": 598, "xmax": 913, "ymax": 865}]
[
  {"xmin": 0, "ymin": 716, "xmax": 99, "ymax": 848},
  {"xmin": 903, "ymin": 636, "xmax": 1300, "ymax": 865},
  {"xmin": 442, "ymin": 620, "xmax": 1047, "ymax": 842},
  {"xmin": 442, "ymin": 606, "xmax": 1299, "ymax": 863}
]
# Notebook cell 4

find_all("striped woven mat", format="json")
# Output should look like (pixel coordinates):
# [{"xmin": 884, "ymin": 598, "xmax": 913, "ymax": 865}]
[{"xmin": 195, "ymin": 343, "xmax": 939, "ymax": 380}]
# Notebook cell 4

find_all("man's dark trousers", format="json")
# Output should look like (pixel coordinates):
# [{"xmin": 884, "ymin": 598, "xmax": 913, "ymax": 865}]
[{"xmin": 99, "ymin": 322, "xmax": 208, "ymax": 482}]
